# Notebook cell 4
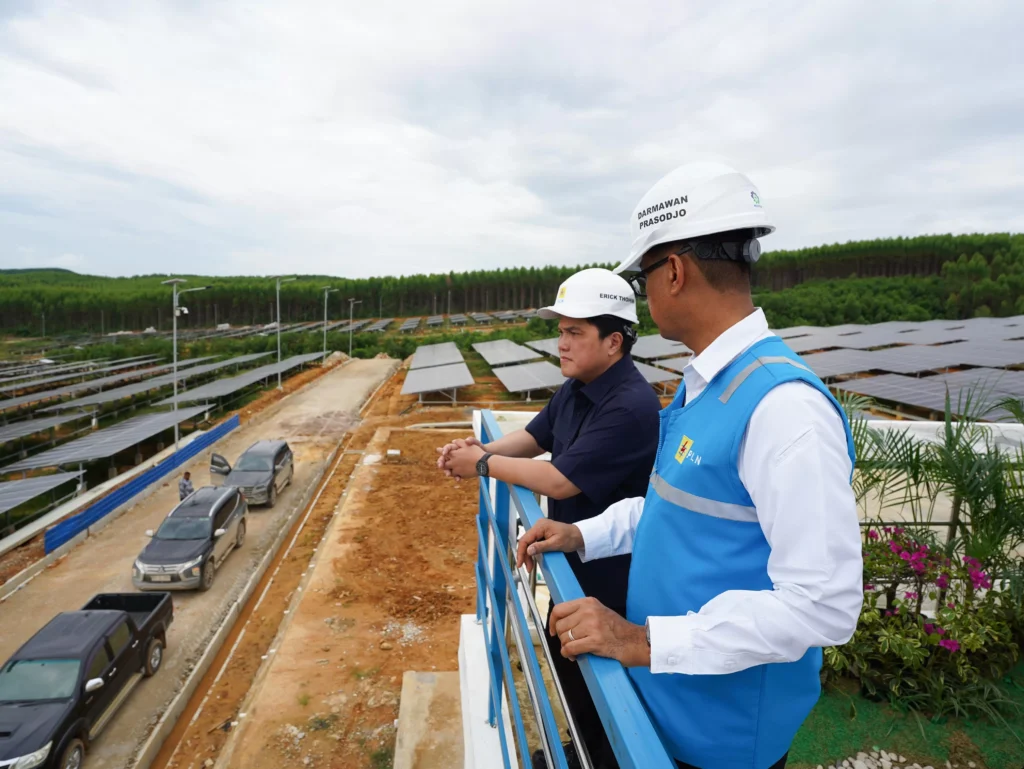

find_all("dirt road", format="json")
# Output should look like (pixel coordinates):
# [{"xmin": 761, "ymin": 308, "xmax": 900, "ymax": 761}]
[{"xmin": 0, "ymin": 358, "xmax": 397, "ymax": 769}]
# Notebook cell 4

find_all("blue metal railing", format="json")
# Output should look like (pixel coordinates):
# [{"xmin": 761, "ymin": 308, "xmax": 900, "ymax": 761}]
[
  {"xmin": 44, "ymin": 415, "xmax": 240, "ymax": 553},
  {"xmin": 475, "ymin": 409, "xmax": 675, "ymax": 769}
]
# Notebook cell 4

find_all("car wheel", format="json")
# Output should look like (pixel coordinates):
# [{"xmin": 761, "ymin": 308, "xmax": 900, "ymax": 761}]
[
  {"xmin": 200, "ymin": 559, "xmax": 215, "ymax": 591},
  {"xmin": 60, "ymin": 738, "xmax": 85, "ymax": 769},
  {"xmin": 267, "ymin": 484, "xmax": 277, "ymax": 508},
  {"xmin": 144, "ymin": 637, "xmax": 164, "ymax": 677},
  {"xmin": 236, "ymin": 519, "xmax": 246, "ymax": 548}
]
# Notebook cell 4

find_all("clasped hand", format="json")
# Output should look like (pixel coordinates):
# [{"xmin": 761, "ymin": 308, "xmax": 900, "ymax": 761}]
[{"xmin": 435, "ymin": 436, "xmax": 485, "ymax": 481}]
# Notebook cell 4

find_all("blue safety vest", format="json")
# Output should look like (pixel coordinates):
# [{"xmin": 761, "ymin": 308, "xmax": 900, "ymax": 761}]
[{"xmin": 627, "ymin": 336, "xmax": 855, "ymax": 769}]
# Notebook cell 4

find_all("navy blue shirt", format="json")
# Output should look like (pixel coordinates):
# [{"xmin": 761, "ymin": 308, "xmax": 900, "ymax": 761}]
[{"xmin": 525, "ymin": 354, "xmax": 661, "ymax": 613}]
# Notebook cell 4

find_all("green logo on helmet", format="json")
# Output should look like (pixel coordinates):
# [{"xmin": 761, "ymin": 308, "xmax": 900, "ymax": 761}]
[{"xmin": 750, "ymin": 191, "xmax": 761, "ymax": 208}]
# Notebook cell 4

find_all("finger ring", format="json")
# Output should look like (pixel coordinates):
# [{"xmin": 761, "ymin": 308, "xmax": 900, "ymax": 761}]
[{"xmin": 568, "ymin": 628, "xmax": 576, "ymax": 641}]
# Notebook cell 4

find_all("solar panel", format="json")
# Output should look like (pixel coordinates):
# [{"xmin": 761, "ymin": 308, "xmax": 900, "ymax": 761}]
[
  {"xmin": 2, "ymin": 406, "xmax": 209, "ymax": 472},
  {"xmin": 0, "ymin": 358, "xmax": 112, "ymax": 384},
  {"xmin": 0, "ymin": 472, "xmax": 84, "ymax": 515},
  {"xmin": 653, "ymin": 355, "xmax": 691, "ymax": 373},
  {"xmin": 472, "ymin": 340, "xmax": 542, "ymax": 367},
  {"xmin": 631, "ymin": 335, "xmax": 689, "ymax": 360},
  {"xmin": 0, "ymin": 358, "xmax": 216, "ymax": 413},
  {"xmin": 633, "ymin": 361, "xmax": 681, "ymax": 385},
  {"xmin": 470, "ymin": 313, "xmax": 492, "ymax": 323},
  {"xmin": 800, "ymin": 349, "xmax": 881, "ymax": 379},
  {"xmin": 494, "ymin": 361, "xmax": 566, "ymax": 393},
  {"xmin": 426, "ymin": 315, "xmax": 444, "ymax": 327},
  {"xmin": 409, "ymin": 343, "xmax": 464, "ymax": 370},
  {"xmin": 401, "ymin": 363, "xmax": 475, "ymax": 396},
  {"xmin": 932, "ymin": 341, "xmax": 1024, "ymax": 368},
  {"xmin": 0, "ymin": 356, "xmax": 161, "ymax": 394},
  {"xmin": 525, "ymin": 338, "xmax": 559, "ymax": 357},
  {"xmin": 153, "ymin": 354, "xmax": 322, "ymax": 406},
  {"xmin": 864, "ymin": 345, "xmax": 968, "ymax": 375},
  {"xmin": 449, "ymin": 314, "xmax": 468, "ymax": 325},
  {"xmin": 782, "ymin": 335, "xmax": 842, "ymax": 354},
  {"xmin": 0, "ymin": 412, "xmax": 89, "ymax": 444},
  {"xmin": 835, "ymin": 371, "xmax": 1023, "ymax": 420},
  {"xmin": 366, "ymin": 318, "xmax": 394, "ymax": 332},
  {"xmin": 38, "ymin": 353, "xmax": 274, "ymax": 412}
]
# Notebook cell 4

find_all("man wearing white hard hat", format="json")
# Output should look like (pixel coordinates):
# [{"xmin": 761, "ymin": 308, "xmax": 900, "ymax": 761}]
[
  {"xmin": 517, "ymin": 163, "xmax": 862, "ymax": 769},
  {"xmin": 438, "ymin": 268, "xmax": 661, "ymax": 769}
]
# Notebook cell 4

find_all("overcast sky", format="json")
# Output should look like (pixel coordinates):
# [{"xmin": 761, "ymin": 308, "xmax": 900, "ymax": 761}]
[{"xmin": 0, "ymin": 1, "xmax": 1021, "ymax": 279}]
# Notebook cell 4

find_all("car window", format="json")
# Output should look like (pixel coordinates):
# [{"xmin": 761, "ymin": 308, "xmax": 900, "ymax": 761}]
[
  {"xmin": 235, "ymin": 453, "xmax": 272, "ymax": 472},
  {"xmin": 108, "ymin": 621, "xmax": 132, "ymax": 657},
  {"xmin": 86, "ymin": 647, "xmax": 112, "ymax": 681},
  {"xmin": 213, "ymin": 497, "xmax": 233, "ymax": 531},
  {"xmin": 0, "ymin": 659, "xmax": 81, "ymax": 701},
  {"xmin": 156, "ymin": 516, "xmax": 212, "ymax": 540}
]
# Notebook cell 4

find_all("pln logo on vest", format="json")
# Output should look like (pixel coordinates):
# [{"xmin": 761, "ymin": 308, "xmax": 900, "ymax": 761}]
[{"xmin": 674, "ymin": 435, "xmax": 702, "ymax": 466}]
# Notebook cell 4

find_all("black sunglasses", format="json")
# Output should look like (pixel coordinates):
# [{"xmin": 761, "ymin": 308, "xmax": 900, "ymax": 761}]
[{"xmin": 628, "ymin": 246, "xmax": 692, "ymax": 299}]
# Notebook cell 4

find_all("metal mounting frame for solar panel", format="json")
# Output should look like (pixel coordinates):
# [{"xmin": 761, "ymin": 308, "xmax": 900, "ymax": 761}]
[
  {"xmin": 525, "ymin": 338, "xmax": 559, "ymax": 358},
  {"xmin": 493, "ymin": 361, "xmax": 565, "ymax": 394},
  {"xmin": 2, "ymin": 406, "xmax": 209, "ymax": 472},
  {"xmin": 471, "ymin": 339, "xmax": 542, "ymax": 367},
  {"xmin": 39, "ymin": 352, "xmax": 273, "ymax": 412},
  {"xmin": 652, "ymin": 355, "xmax": 691, "ymax": 374},
  {"xmin": 401, "ymin": 362, "xmax": 475, "ymax": 398},
  {"xmin": 630, "ymin": 334, "xmax": 689, "ymax": 360},
  {"xmin": 409, "ymin": 342, "xmax": 464, "ymax": 370},
  {"xmin": 153, "ymin": 353, "xmax": 323, "ymax": 405},
  {"xmin": 0, "ymin": 471, "xmax": 84, "ymax": 515}
]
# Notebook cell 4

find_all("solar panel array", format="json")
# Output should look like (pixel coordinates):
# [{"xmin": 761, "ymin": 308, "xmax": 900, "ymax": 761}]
[
  {"xmin": 154, "ymin": 353, "xmax": 323, "ymax": 405},
  {"xmin": 835, "ymin": 370, "xmax": 1024, "ymax": 420},
  {"xmin": 0, "ymin": 358, "xmax": 112, "ymax": 385},
  {"xmin": 654, "ymin": 355, "xmax": 691, "ymax": 374},
  {"xmin": 366, "ymin": 318, "xmax": 394, "ymax": 332},
  {"xmin": 410, "ymin": 342, "xmax": 464, "ymax": 370},
  {"xmin": 0, "ymin": 357, "xmax": 217, "ymax": 413},
  {"xmin": 401, "ymin": 362, "xmax": 475, "ymax": 396},
  {"xmin": 0, "ymin": 412, "xmax": 90, "ymax": 444},
  {"xmin": 525, "ymin": 338, "xmax": 560, "ymax": 358},
  {"xmin": 633, "ymin": 361, "xmax": 682, "ymax": 385},
  {"xmin": 493, "ymin": 311, "xmax": 518, "ymax": 322},
  {"xmin": 3, "ymin": 406, "xmax": 209, "ymax": 472},
  {"xmin": 472, "ymin": 339, "xmax": 542, "ymax": 367},
  {"xmin": 38, "ymin": 352, "xmax": 273, "ymax": 412},
  {"xmin": 0, "ymin": 356, "xmax": 161, "ymax": 394},
  {"xmin": 631, "ymin": 334, "xmax": 690, "ymax": 360},
  {"xmin": 493, "ymin": 361, "xmax": 566, "ymax": 393},
  {"xmin": 426, "ymin": 315, "xmax": 444, "ymax": 327},
  {"xmin": 470, "ymin": 313, "xmax": 492, "ymax": 323},
  {"xmin": 449, "ymin": 314, "xmax": 468, "ymax": 325},
  {"xmin": 400, "ymin": 317, "xmax": 421, "ymax": 332},
  {"xmin": 0, "ymin": 471, "xmax": 84, "ymax": 515}
]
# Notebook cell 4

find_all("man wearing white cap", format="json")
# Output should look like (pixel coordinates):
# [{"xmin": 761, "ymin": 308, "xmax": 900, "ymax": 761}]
[
  {"xmin": 517, "ymin": 162, "xmax": 863, "ymax": 769},
  {"xmin": 439, "ymin": 268, "xmax": 661, "ymax": 769}
]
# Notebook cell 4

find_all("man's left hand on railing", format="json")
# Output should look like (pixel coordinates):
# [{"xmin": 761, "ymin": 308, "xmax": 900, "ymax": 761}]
[
  {"xmin": 550, "ymin": 596, "xmax": 651, "ymax": 669},
  {"xmin": 435, "ymin": 436, "xmax": 482, "ymax": 481}
]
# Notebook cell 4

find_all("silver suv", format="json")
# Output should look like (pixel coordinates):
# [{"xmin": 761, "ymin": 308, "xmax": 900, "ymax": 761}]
[{"xmin": 210, "ymin": 440, "xmax": 294, "ymax": 507}]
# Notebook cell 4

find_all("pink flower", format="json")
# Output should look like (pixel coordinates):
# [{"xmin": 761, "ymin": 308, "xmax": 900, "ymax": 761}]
[
  {"xmin": 868, "ymin": 530, "xmax": 879, "ymax": 540},
  {"xmin": 905, "ymin": 591, "xmax": 919, "ymax": 600},
  {"xmin": 923, "ymin": 623, "xmax": 945, "ymax": 636},
  {"xmin": 884, "ymin": 527, "xmax": 893, "ymax": 534},
  {"xmin": 900, "ymin": 551, "xmax": 913, "ymax": 562},
  {"xmin": 947, "ymin": 602, "xmax": 956, "ymax": 609},
  {"xmin": 939, "ymin": 638, "xmax": 961, "ymax": 653},
  {"xmin": 889, "ymin": 541, "xmax": 902, "ymax": 554},
  {"xmin": 935, "ymin": 574, "xmax": 950, "ymax": 589},
  {"xmin": 885, "ymin": 610, "xmax": 894, "ymax": 617},
  {"xmin": 894, "ymin": 527, "xmax": 905, "ymax": 535},
  {"xmin": 864, "ymin": 584, "xmax": 875, "ymax": 591},
  {"xmin": 911, "ymin": 562, "xmax": 926, "ymax": 575}
]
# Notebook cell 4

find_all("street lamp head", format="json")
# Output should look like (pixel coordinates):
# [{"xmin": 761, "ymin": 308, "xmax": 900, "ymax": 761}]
[
  {"xmin": 275, "ymin": 276, "xmax": 297, "ymax": 285},
  {"xmin": 181, "ymin": 285, "xmax": 209, "ymax": 295},
  {"xmin": 162, "ymin": 278, "xmax": 188, "ymax": 286}
]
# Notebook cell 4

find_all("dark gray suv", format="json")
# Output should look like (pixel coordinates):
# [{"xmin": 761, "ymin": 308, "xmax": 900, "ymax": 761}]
[{"xmin": 210, "ymin": 440, "xmax": 294, "ymax": 507}]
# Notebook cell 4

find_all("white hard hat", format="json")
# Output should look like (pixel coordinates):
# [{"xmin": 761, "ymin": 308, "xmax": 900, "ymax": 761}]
[
  {"xmin": 538, "ymin": 268, "xmax": 638, "ymax": 323},
  {"xmin": 615, "ymin": 161, "xmax": 776, "ymax": 274}
]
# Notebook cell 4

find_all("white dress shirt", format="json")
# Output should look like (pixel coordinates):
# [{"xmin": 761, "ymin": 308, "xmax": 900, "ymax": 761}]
[{"xmin": 575, "ymin": 308, "xmax": 863, "ymax": 675}]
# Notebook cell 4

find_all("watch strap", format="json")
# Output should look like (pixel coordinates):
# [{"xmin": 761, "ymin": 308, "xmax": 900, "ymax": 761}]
[{"xmin": 477, "ymin": 452, "xmax": 494, "ymax": 477}]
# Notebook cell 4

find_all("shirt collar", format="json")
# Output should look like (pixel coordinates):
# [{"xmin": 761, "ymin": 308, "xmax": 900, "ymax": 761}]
[
  {"xmin": 688, "ymin": 308, "xmax": 771, "ymax": 388},
  {"xmin": 571, "ymin": 354, "xmax": 634, "ymax": 404}
]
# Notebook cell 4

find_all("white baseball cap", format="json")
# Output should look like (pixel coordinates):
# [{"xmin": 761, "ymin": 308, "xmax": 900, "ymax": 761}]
[
  {"xmin": 538, "ymin": 268, "xmax": 638, "ymax": 323},
  {"xmin": 615, "ymin": 161, "xmax": 776, "ymax": 274}
]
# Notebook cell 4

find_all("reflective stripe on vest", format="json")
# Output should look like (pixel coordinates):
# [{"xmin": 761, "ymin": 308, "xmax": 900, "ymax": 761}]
[
  {"xmin": 650, "ymin": 472, "xmax": 758, "ymax": 523},
  {"xmin": 718, "ymin": 355, "xmax": 812, "ymax": 405}
]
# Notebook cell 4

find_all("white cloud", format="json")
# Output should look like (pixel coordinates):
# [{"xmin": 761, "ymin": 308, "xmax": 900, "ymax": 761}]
[{"xmin": 0, "ymin": 0, "xmax": 1021, "ymax": 278}]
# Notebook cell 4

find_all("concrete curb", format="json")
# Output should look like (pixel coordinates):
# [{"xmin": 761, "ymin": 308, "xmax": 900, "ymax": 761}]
[
  {"xmin": 129, "ymin": 439, "xmax": 340, "ymax": 769},
  {"xmin": 129, "ymin": 359, "xmax": 395, "ymax": 769}
]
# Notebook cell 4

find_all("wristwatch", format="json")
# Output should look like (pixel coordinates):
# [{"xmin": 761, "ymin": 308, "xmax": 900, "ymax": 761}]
[
  {"xmin": 476, "ymin": 453, "xmax": 494, "ymax": 478},
  {"xmin": 645, "ymin": 617, "xmax": 652, "ymax": 647}
]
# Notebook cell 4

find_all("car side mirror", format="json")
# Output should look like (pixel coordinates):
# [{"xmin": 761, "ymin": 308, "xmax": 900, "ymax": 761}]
[
  {"xmin": 145, "ymin": 530, "xmax": 155, "ymax": 538},
  {"xmin": 214, "ymin": 528, "xmax": 227, "ymax": 538},
  {"xmin": 85, "ymin": 678, "xmax": 104, "ymax": 693}
]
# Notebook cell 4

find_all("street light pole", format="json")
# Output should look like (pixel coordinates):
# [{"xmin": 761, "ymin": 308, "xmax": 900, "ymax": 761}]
[
  {"xmin": 162, "ymin": 279, "xmax": 208, "ymax": 451},
  {"xmin": 348, "ymin": 298, "xmax": 362, "ymax": 359},
  {"xmin": 274, "ymin": 276, "xmax": 296, "ymax": 389},
  {"xmin": 322, "ymin": 286, "xmax": 339, "ymax": 363}
]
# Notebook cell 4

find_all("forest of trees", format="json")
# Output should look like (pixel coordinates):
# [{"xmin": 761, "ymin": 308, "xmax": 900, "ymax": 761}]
[{"xmin": 1, "ymin": 233, "xmax": 1021, "ymax": 336}]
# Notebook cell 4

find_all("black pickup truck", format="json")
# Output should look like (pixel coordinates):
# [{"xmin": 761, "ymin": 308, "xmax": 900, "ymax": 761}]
[{"xmin": 0, "ymin": 592, "xmax": 173, "ymax": 769}]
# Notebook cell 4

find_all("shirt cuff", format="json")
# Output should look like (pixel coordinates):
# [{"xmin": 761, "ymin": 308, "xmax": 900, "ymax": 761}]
[
  {"xmin": 574, "ymin": 515, "xmax": 614, "ymax": 562},
  {"xmin": 647, "ymin": 615, "xmax": 697, "ymax": 674}
]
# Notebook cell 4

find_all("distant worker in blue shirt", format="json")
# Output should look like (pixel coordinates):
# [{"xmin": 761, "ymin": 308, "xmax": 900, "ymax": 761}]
[
  {"xmin": 517, "ymin": 162, "xmax": 864, "ymax": 769},
  {"xmin": 438, "ymin": 268, "xmax": 661, "ymax": 769}
]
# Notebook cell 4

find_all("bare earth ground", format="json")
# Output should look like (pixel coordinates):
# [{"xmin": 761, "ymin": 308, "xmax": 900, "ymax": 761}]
[{"xmin": 0, "ymin": 358, "xmax": 396, "ymax": 769}]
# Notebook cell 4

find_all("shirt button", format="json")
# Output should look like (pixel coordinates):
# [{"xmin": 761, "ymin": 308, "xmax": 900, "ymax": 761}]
[{"xmin": 667, "ymin": 656, "xmax": 678, "ymax": 666}]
